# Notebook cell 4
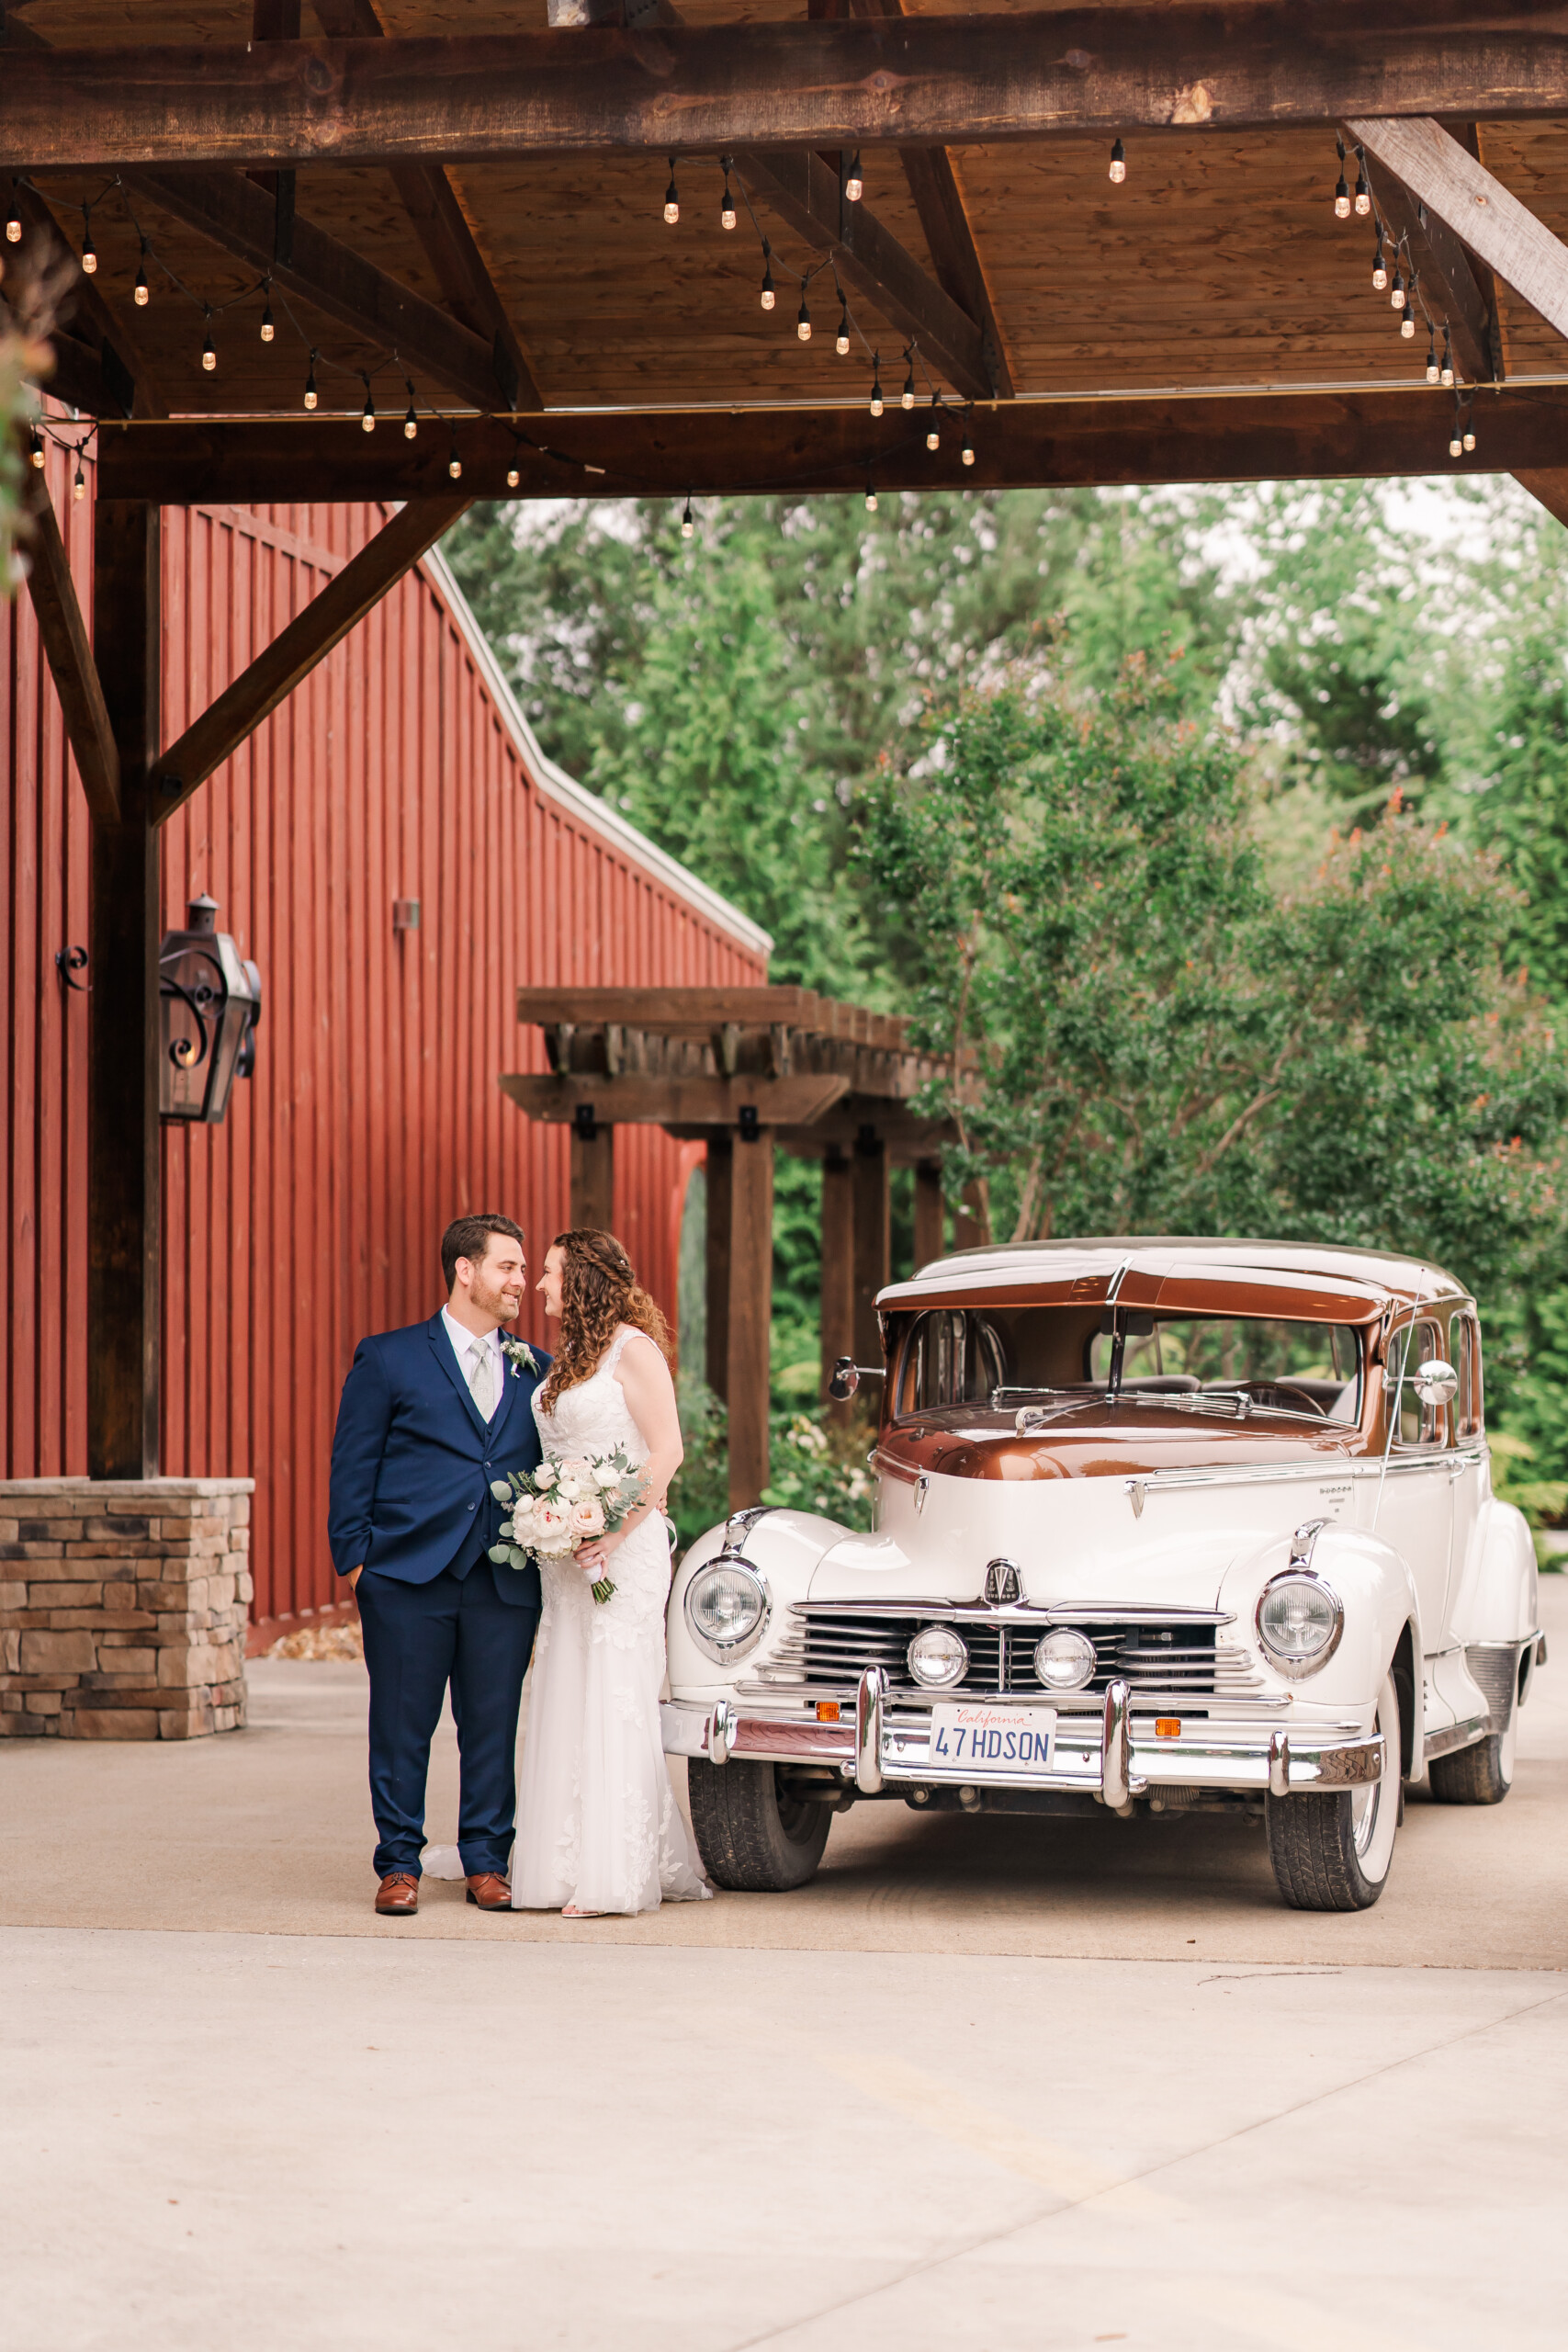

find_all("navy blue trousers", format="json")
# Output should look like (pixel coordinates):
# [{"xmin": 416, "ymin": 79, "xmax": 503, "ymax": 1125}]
[{"xmin": 355, "ymin": 1560, "xmax": 538, "ymax": 1880}]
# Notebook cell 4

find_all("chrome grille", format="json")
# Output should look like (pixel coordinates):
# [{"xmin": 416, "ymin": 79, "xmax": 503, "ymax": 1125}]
[
  {"xmin": 1465, "ymin": 1644, "xmax": 1519, "ymax": 1733},
  {"xmin": 745, "ymin": 1608, "xmax": 1266, "ymax": 1703}
]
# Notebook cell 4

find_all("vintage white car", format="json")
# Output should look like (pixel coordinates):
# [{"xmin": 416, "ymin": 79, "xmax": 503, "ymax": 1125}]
[{"xmin": 663, "ymin": 1239, "xmax": 1545, "ymax": 1911}]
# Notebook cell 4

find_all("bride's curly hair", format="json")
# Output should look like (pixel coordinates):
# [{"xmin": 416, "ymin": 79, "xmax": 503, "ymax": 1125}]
[{"xmin": 539, "ymin": 1229, "xmax": 673, "ymax": 1410}]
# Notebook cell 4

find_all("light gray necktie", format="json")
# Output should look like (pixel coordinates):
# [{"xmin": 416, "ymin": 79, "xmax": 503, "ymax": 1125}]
[{"xmin": 467, "ymin": 1339, "xmax": 494, "ymax": 1421}]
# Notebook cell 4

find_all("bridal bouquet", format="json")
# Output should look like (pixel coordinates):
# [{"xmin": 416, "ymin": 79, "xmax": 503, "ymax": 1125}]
[{"xmin": 489, "ymin": 1451, "xmax": 648, "ymax": 1605}]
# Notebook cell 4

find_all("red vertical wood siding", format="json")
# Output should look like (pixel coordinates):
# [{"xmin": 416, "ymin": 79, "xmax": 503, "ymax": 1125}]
[{"xmin": 4, "ymin": 467, "xmax": 766, "ymax": 1633}]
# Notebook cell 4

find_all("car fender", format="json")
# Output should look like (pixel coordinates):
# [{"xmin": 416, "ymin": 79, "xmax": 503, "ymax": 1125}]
[
  {"xmin": 667, "ymin": 1508, "xmax": 848, "ymax": 1695},
  {"xmin": 1216, "ymin": 1524, "xmax": 1420, "ymax": 1729},
  {"xmin": 1448, "ymin": 1496, "xmax": 1539, "ymax": 1650}
]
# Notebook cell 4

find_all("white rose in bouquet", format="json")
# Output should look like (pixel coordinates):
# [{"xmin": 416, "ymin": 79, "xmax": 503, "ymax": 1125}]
[
  {"xmin": 593, "ymin": 1463, "xmax": 621, "ymax": 1489},
  {"xmin": 534, "ymin": 1461, "xmax": 558, "ymax": 1489},
  {"xmin": 533, "ymin": 1498, "xmax": 573, "ymax": 1555},
  {"xmin": 570, "ymin": 1495, "xmax": 606, "ymax": 1542}
]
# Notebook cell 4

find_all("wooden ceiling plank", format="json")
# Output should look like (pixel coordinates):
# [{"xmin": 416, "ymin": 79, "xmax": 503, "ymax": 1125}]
[
  {"xmin": 1348, "ymin": 116, "xmax": 1568, "ymax": 346},
  {"xmin": 10, "ymin": 12, "xmax": 1568, "ymax": 170},
  {"xmin": 152, "ymin": 493, "xmax": 471, "ymax": 822},
  {"xmin": 311, "ymin": 0, "xmax": 545, "ymax": 411},
  {"xmin": 20, "ymin": 471, "xmax": 121, "ymax": 823}
]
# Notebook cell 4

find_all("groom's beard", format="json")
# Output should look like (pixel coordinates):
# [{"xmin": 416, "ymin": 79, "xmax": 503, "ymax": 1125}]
[{"xmin": 471, "ymin": 1274, "xmax": 523, "ymax": 1326}]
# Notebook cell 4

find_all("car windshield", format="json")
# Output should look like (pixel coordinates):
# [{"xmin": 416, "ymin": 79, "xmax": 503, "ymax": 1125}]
[{"xmin": 894, "ymin": 1308, "xmax": 1363, "ymax": 1425}]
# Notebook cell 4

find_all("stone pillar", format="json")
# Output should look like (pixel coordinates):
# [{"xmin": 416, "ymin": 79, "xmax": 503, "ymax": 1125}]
[{"xmin": 0, "ymin": 1477, "xmax": 254, "ymax": 1739}]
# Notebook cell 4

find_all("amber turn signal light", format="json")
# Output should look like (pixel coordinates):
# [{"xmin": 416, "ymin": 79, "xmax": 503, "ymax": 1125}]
[
  {"xmin": 817, "ymin": 1701, "xmax": 841, "ymax": 1724},
  {"xmin": 1156, "ymin": 1718, "xmax": 1181, "ymax": 1738}
]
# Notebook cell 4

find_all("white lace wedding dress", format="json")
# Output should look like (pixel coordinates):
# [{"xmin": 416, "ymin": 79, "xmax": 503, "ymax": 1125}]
[{"xmin": 509, "ymin": 1327, "xmax": 712, "ymax": 1914}]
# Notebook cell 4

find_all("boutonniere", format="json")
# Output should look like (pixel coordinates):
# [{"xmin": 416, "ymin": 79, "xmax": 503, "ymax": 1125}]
[{"xmin": 501, "ymin": 1335, "xmax": 539, "ymax": 1380}]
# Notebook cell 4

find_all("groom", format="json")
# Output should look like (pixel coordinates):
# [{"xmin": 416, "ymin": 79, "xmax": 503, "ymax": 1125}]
[{"xmin": 328, "ymin": 1213, "xmax": 550, "ymax": 1917}]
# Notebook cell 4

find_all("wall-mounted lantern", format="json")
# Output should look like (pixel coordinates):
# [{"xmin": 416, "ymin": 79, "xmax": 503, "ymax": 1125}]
[{"xmin": 159, "ymin": 895, "xmax": 262, "ymax": 1124}]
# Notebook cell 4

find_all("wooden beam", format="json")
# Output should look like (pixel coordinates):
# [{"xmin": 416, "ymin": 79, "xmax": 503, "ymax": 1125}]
[
  {"xmin": 1513, "ymin": 470, "xmax": 1568, "ymax": 533},
  {"xmin": 852, "ymin": 1125, "xmax": 890, "ymax": 1368},
  {"xmin": 519, "ymin": 984, "xmax": 822, "ymax": 1031},
  {"xmin": 152, "ymin": 494, "xmax": 469, "ymax": 820},
  {"xmin": 1348, "ymin": 128, "xmax": 1496, "ymax": 385},
  {"xmin": 1348, "ymin": 116, "xmax": 1568, "ymax": 346},
  {"xmin": 12, "ymin": 11, "xmax": 1568, "ymax": 171},
  {"xmin": 96, "ymin": 385, "xmax": 1568, "ymax": 509},
  {"xmin": 121, "ymin": 168, "xmax": 504, "ymax": 413},
  {"xmin": 913, "ymin": 1159, "xmax": 944, "ymax": 1270},
  {"xmin": 21, "ymin": 471, "xmax": 120, "ymax": 821},
  {"xmin": 89, "ymin": 501, "xmax": 162, "ymax": 1481},
  {"xmin": 499, "ymin": 1072, "xmax": 851, "ymax": 1125},
  {"xmin": 311, "ymin": 0, "xmax": 544, "ymax": 411},
  {"xmin": 820, "ymin": 1148, "xmax": 854, "ymax": 1414},
  {"xmin": 705, "ymin": 1134, "xmax": 732, "ymax": 1403},
  {"xmin": 727, "ymin": 1134, "xmax": 774, "ymax": 1509},
  {"xmin": 569, "ymin": 1115, "xmax": 616, "ymax": 1231}
]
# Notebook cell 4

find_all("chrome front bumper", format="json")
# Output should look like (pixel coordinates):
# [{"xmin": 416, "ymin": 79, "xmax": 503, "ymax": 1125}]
[{"xmin": 661, "ymin": 1670, "xmax": 1383, "ymax": 1806}]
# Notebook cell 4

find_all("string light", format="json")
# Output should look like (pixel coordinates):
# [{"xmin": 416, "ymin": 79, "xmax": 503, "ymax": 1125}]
[
  {"xmin": 796, "ymin": 292, "xmax": 811, "ymax": 343},
  {"xmin": 759, "ymin": 242, "xmax": 775, "ymax": 312},
  {"xmin": 506, "ymin": 464, "xmax": 521, "ymax": 489},
  {"xmin": 1371, "ymin": 237, "xmax": 1387, "ymax": 293},
  {"xmin": 29, "ymin": 425, "xmax": 44, "ymax": 469},
  {"xmin": 1400, "ymin": 275, "xmax": 1417, "ymax": 339},
  {"xmin": 961, "ymin": 426, "xmax": 975, "ymax": 467},
  {"xmin": 1449, "ymin": 417, "xmax": 1463, "ymax": 459},
  {"xmin": 1334, "ymin": 138, "xmax": 1350, "ymax": 219},
  {"xmin": 845, "ymin": 153, "xmax": 863, "ymax": 204},
  {"xmin": 720, "ymin": 163, "xmax": 737, "ymax": 232},
  {"xmin": 447, "ymin": 428, "xmax": 462, "ymax": 481},
  {"xmin": 1353, "ymin": 149, "xmax": 1371, "ymax": 216},
  {"xmin": 835, "ymin": 294, "xmax": 850, "ymax": 356},
  {"xmin": 80, "ymin": 210, "xmax": 96, "ymax": 275},
  {"xmin": 869, "ymin": 354, "xmax": 884, "ymax": 417},
  {"xmin": 303, "ymin": 352, "xmax": 319, "ymax": 411},
  {"xmin": 73, "ymin": 451, "xmax": 86, "ymax": 503},
  {"xmin": 1425, "ymin": 323, "xmax": 1439, "ymax": 383},
  {"xmin": 5, "ymin": 185, "xmax": 20, "ymax": 244},
  {"xmin": 1440, "ymin": 327, "xmax": 1454, "ymax": 389},
  {"xmin": 402, "ymin": 386, "xmax": 418, "ymax": 440},
  {"xmin": 681, "ymin": 494, "xmax": 694, "ymax": 539},
  {"xmin": 1390, "ymin": 265, "xmax": 1405, "ymax": 311},
  {"xmin": 926, "ymin": 392, "xmax": 942, "ymax": 451},
  {"xmin": 360, "ymin": 380, "xmax": 377, "ymax": 432},
  {"xmin": 901, "ymin": 353, "xmax": 916, "ymax": 411},
  {"xmin": 1463, "ymin": 421, "xmax": 1476, "ymax": 453},
  {"xmin": 663, "ymin": 158, "xmax": 680, "ymax": 227},
  {"xmin": 1109, "ymin": 138, "xmax": 1126, "ymax": 185},
  {"xmin": 201, "ymin": 310, "xmax": 217, "ymax": 372},
  {"xmin": 134, "ymin": 240, "xmax": 151, "ymax": 306},
  {"xmin": 260, "ymin": 295, "xmax": 276, "ymax": 344},
  {"xmin": 864, "ymin": 477, "xmax": 877, "ymax": 513}
]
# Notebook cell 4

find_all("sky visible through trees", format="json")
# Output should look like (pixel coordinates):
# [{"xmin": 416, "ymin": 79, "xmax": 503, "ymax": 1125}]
[{"xmin": 448, "ymin": 480, "xmax": 1568, "ymax": 1521}]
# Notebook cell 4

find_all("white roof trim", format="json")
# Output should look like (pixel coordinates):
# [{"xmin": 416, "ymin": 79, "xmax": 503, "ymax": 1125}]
[{"xmin": 420, "ymin": 542, "xmax": 773, "ymax": 960}]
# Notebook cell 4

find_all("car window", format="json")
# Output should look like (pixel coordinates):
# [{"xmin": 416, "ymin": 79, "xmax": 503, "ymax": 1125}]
[
  {"xmin": 1451, "ymin": 1310, "xmax": 1483, "ymax": 1440},
  {"xmin": 1392, "ymin": 1317, "xmax": 1447, "ymax": 1448},
  {"xmin": 899, "ymin": 1310, "xmax": 1007, "ymax": 1413}
]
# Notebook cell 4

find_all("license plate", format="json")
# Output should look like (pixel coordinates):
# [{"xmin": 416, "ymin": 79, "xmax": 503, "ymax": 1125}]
[{"xmin": 928, "ymin": 1702, "xmax": 1058, "ymax": 1774}]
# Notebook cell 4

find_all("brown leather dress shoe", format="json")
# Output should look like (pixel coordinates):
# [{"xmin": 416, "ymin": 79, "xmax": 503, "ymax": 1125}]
[
  {"xmin": 466, "ymin": 1871, "xmax": 512, "ymax": 1911},
  {"xmin": 376, "ymin": 1871, "xmax": 419, "ymax": 1916}
]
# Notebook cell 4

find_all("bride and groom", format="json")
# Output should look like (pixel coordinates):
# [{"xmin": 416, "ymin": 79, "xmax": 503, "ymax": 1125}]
[{"xmin": 327, "ymin": 1211, "xmax": 711, "ymax": 1917}]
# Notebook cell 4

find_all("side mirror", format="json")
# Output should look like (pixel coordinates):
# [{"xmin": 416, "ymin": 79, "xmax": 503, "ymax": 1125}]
[
  {"xmin": 1412, "ymin": 1357, "xmax": 1459, "ymax": 1408},
  {"xmin": 828, "ymin": 1355, "xmax": 860, "ymax": 1402}
]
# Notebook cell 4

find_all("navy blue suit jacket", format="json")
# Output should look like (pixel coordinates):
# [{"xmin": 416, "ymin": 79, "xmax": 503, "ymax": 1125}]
[{"xmin": 327, "ymin": 1314, "xmax": 551, "ymax": 1609}]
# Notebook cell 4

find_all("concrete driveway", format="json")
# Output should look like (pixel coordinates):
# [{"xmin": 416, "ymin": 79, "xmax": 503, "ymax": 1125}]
[{"xmin": 4, "ymin": 1582, "xmax": 1565, "ymax": 2350}]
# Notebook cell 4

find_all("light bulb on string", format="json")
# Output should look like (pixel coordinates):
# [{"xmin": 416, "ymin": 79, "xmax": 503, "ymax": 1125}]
[
  {"xmin": 1400, "ymin": 303, "xmax": 1416, "ymax": 342},
  {"xmin": 835, "ymin": 295, "xmax": 850, "ymax": 356},
  {"xmin": 1371, "ymin": 237, "xmax": 1387, "ymax": 293},
  {"xmin": 28, "ymin": 426, "xmax": 44, "ymax": 470},
  {"xmin": 1440, "ymin": 328, "xmax": 1454, "ymax": 389},
  {"xmin": 759, "ymin": 241, "xmax": 775, "ymax": 311},
  {"xmin": 663, "ymin": 158, "xmax": 680, "ymax": 227},
  {"xmin": 80, "ymin": 214, "xmax": 96, "ymax": 275},
  {"xmin": 260, "ymin": 297, "xmax": 275, "ymax": 344},
  {"xmin": 1109, "ymin": 137, "xmax": 1126, "ymax": 185},
  {"xmin": 1425, "ymin": 324, "xmax": 1439, "ymax": 383},
  {"xmin": 869, "ymin": 355, "xmax": 884, "ymax": 417},
  {"xmin": 796, "ymin": 293, "xmax": 811, "ymax": 343},
  {"xmin": 303, "ymin": 354, "xmax": 319, "ymax": 411},
  {"xmin": 201, "ymin": 312, "xmax": 217, "ymax": 373},
  {"xmin": 1354, "ymin": 152, "xmax": 1371, "ymax": 216},
  {"xmin": 720, "ymin": 163, "xmax": 737, "ymax": 232},
  {"xmin": 5, "ymin": 185, "xmax": 20, "ymax": 244},
  {"xmin": 901, "ymin": 355, "xmax": 915, "ymax": 410},
  {"xmin": 1334, "ymin": 138, "xmax": 1350, "ymax": 219},
  {"xmin": 402, "ymin": 389, "xmax": 418, "ymax": 441},
  {"xmin": 1390, "ymin": 265, "xmax": 1405, "ymax": 311},
  {"xmin": 1450, "ymin": 413, "xmax": 1463, "ymax": 458},
  {"xmin": 926, "ymin": 392, "xmax": 942, "ymax": 451},
  {"xmin": 845, "ymin": 153, "xmax": 863, "ymax": 203},
  {"xmin": 448, "ymin": 434, "xmax": 463, "ymax": 482},
  {"xmin": 961, "ymin": 427, "xmax": 975, "ymax": 467},
  {"xmin": 1463, "ymin": 422, "xmax": 1476, "ymax": 453},
  {"xmin": 864, "ymin": 477, "xmax": 877, "ymax": 514},
  {"xmin": 361, "ymin": 381, "xmax": 377, "ymax": 432},
  {"xmin": 73, "ymin": 451, "xmax": 86, "ymax": 503},
  {"xmin": 681, "ymin": 495, "xmax": 694, "ymax": 540},
  {"xmin": 506, "ymin": 464, "xmax": 521, "ymax": 490},
  {"xmin": 134, "ymin": 241, "xmax": 151, "ymax": 306}
]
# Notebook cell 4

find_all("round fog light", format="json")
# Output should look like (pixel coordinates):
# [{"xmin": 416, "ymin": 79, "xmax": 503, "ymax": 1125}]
[
  {"xmin": 908, "ymin": 1623, "xmax": 969, "ymax": 1690},
  {"xmin": 1256, "ymin": 1572, "xmax": 1343, "ymax": 1677},
  {"xmin": 1033, "ymin": 1628, "xmax": 1097, "ymax": 1691}
]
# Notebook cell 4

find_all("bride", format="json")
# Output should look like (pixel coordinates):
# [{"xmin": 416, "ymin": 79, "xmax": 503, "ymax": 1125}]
[{"xmin": 511, "ymin": 1229, "xmax": 712, "ymax": 1917}]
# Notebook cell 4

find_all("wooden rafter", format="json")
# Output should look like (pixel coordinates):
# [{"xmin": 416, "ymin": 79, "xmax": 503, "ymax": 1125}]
[
  {"xmin": 152, "ymin": 493, "xmax": 470, "ymax": 820},
  {"xmin": 20, "ymin": 471, "xmax": 120, "ymax": 822},
  {"xmin": 8, "ymin": 11, "xmax": 1568, "ymax": 169},
  {"xmin": 1349, "ymin": 115, "xmax": 1568, "ymax": 346},
  {"xmin": 1348, "ymin": 125, "xmax": 1497, "ymax": 386},
  {"xmin": 310, "ymin": 0, "xmax": 544, "ymax": 411},
  {"xmin": 15, "ymin": 178, "xmax": 167, "ymax": 420},
  {"xmin": 95, "ymin": 386, "xmax": 1568, "ymax": 508}
]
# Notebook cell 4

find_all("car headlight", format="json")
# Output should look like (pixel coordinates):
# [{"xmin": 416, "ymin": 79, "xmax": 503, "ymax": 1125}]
[
  {"xmin": 908, "ymin": 1624, "xmax": 969, "ymax": 1690},
  {"xmin": 1256, "ymin": 1571, "xmax": 1344, "ymax": 1678},
  {"xmin": 1033, "ymin": 1628, "xmax": 1097, "ymax": 1691},
  {"xmin": 685, "ymin": 1556, "xmax": 770, "ymax": 1662}
]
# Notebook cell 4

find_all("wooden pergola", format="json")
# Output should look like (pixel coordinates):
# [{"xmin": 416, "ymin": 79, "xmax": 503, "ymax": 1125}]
[
  {"xmin": 11, "ymin": 1, "xmax": 1568, "ymax": 1487},
  {"xmin": 504, "ymin": 986, "xmax": 963, "ymax": 1502}
]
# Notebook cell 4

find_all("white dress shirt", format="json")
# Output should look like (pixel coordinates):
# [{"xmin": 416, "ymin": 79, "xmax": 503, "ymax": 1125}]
[{"xmin": 441, "ymin": 1306, "xmax": 505, "ymax": 1423}]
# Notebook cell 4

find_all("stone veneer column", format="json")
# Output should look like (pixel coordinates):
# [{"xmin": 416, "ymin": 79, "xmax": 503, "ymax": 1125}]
[{"xmin": 0, "ymin": 1478, "xmax": 254, "ymax": 1738}]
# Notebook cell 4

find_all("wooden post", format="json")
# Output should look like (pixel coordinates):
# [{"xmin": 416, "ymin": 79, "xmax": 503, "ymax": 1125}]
[
  {"xmin": 852, "ymin": 1125, "xmax": 889, "ymax": 1370},
  {"xmin": 953, "ymin": 1181, "xmax": 987, "ymax": 1251},
  {"xmin": 820, "ymin": 1148, "xmax": 854, "ymax": 1412},
  {"xmin": 88, "ymin": 502, "xmax": 162, "ymax": 1480},
  {"xmin": 568, "ymin": 1111, "xmax": 615, "ymax": 1232},
  {"xmin": 727, "ymin": 1130, "xmax": 774, "ymax": 1508},
  {"xmin": 705, "ymin": 1134, "xmax": 732, "ymax": 1402},
  {"xmin": 913, "ymin": 1159, "xmax": 944, "ymax": 1271}
]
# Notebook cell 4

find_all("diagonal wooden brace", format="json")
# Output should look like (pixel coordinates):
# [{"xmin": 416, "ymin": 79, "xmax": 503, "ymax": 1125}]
[{"xmin": 21, "ymin": 468, "xmax": 120, "ymax": 821}]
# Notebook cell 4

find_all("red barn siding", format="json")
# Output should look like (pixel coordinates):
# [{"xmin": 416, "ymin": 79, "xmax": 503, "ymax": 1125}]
[{"xmin": 4, "ymin": 459, "xmax": 766, "ymax": 1637}]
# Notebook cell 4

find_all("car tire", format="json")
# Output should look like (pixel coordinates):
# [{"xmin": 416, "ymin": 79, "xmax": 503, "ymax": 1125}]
[
  {"xmin": 1266, "ymin": 1669, "xmax": 1402, "ymax": 1912},
  {"xmin": 1428, "ymin": 1691, "xmax": 1517, "ymax": 1806},
  {"xmin": 685, "ymin": 1758, "xmax": 832, "ymax": 1892}
]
